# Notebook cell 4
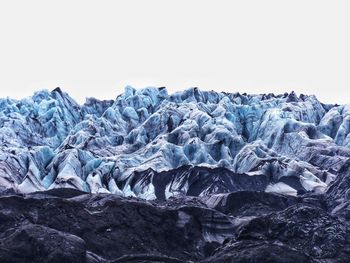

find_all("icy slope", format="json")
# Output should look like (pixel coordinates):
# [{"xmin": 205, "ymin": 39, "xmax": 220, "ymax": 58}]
[{"xmin": 0, "ymin": 86, "xmax": 349, "ymax": 198}]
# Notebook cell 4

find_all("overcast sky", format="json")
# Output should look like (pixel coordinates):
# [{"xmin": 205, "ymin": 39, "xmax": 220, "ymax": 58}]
[{"xmin": 0, "ymin": 0, "xmax": 349, "ymax": 104}]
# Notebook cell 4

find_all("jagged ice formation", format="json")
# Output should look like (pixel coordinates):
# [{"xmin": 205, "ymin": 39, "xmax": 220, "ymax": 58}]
[{"xmin": 1, "ymin": 86, "xmax": 350, "ymax": 199}]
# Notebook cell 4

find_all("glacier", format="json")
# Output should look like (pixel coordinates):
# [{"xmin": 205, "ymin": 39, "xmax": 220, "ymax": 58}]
[
  {"xmin": 0, "ymin": 86, "xmax": 350, "ymax": 199},
  {"xmin": 2, "ymin": 86, "xmax": 350, "ymax": 262}
]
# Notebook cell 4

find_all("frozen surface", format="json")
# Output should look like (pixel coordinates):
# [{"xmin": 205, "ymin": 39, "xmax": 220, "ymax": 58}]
[{"xmin": 0, "ymin": 86, "xmax": 349, "ymax": 198}]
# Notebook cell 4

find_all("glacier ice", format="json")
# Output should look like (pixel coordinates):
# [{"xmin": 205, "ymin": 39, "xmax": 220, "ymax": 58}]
[{"xmin": 0, "ymin": 86, "xmax": 350, "ymax": 199}]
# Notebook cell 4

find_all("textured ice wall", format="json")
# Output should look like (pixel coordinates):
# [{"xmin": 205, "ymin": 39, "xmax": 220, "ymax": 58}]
[{"xmin": 0, "ymin": 86, "xmax": 349, "ymax": 198}]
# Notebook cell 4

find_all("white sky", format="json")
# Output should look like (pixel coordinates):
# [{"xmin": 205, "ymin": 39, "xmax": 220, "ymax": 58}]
[{"xmin": 0, "ymin": 0, "xmax": 349, "ymax": 104}]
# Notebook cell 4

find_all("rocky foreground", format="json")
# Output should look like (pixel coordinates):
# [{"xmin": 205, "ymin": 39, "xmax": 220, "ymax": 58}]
[{"xmin": 1, "ymin": 162, "xmax": 350, "ymax": 263}]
